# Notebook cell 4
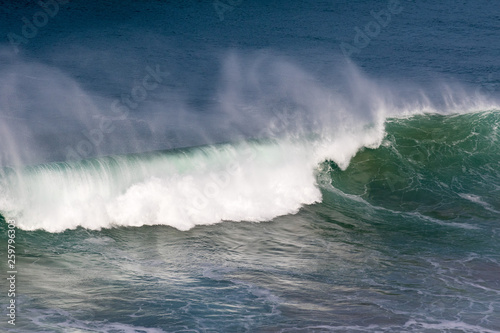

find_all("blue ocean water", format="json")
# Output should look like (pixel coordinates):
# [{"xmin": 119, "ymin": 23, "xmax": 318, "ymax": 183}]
[{"xmin": 1, "ymin": 0, "xmax": 499, "ymax": 332}]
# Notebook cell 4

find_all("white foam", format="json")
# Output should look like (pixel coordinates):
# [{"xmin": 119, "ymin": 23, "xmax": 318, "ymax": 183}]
[
  {"xmin": 459, "ymin": 193, "xmax": 500, "ymax": 214},
  {"xmin": 1, "ymin": 140, "xmax": 331, "ymax": 232},
  {"xmin": 404, "ymin": 318, "xmax": 500, "ymax": 333},
  {"xmin": 27, "ymin": 308, "xmax": 168, "ymax": 333}
]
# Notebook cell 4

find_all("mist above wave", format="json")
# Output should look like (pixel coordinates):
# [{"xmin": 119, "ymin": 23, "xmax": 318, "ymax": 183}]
[{"xmin": 1, "ymin": 47, "xmax": 496, "ymax": 167}]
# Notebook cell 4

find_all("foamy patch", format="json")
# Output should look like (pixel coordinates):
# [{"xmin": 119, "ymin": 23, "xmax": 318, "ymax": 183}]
[
  {"xmin": 27, "ymin": 308, "xmax": 167, "ymax": 333},
  {"xmin": 1, "ymin": 141, "xmax": 323, "ymax": 232},
  {"xmin": 105, "ymin": 144, "xmax": 320, "ymax": 231},
  {"xmin": 290, "ymin": 320, "xmax": 500, "ymax": 333},
  {"xmin": 459, "ymin": 193, "xmax": 500, "ymax": 214},
  {"xmin": 406, "ymin": 212, "xmax": 481, "ymax": 230},
  {"xmin": 404, "ymin": 319, "xmax": 500, "ymax": 333}
]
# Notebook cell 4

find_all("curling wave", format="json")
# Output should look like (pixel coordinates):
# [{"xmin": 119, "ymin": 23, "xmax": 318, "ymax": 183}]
[{"xmin": 1, "ymin": 109, "xmax": 499, "ymax": 232}]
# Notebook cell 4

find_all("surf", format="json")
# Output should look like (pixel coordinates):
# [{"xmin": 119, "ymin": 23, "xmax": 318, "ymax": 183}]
[
  {"xmin": 0, "ymin": 139, "xmax": 322, "ymax": 232},
  {"xmin": 1, "ymin": 109, "xmax": 498, "ymax": 232}
]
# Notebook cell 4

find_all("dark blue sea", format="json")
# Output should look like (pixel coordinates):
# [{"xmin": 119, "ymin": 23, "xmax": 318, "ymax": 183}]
[{"xmin": 1, "ymin": 0, "xmax": 500, "ymax": 332}]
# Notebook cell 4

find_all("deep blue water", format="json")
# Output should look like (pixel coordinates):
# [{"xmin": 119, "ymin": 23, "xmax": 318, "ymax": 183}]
[{"xmin": 1, "ymin": 1, "xmax": 500, "ymax": 332}]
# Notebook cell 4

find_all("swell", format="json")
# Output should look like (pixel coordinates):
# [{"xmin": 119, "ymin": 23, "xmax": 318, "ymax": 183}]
[
  {"xmin": 0, "ymin": 110, "xmax": 498, "ymax": 232},
  {"xmin": 325, "ymin": 110, "xmax": 500, "ymax": 223}
]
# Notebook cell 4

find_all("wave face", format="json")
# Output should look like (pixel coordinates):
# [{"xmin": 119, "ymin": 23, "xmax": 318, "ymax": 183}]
[
  {"xmin": 326, "ymin": 110, "xmax": 500, "ymax": 221},
  {"xmin": 1, "ymin": 110, "xmax": 499, "ymax": 232}
]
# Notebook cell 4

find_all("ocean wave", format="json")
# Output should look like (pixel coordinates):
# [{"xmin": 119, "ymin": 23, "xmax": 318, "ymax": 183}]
[{"xmin": 1, "ymin": 110, "xmax": 498, "ymax": 232}]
